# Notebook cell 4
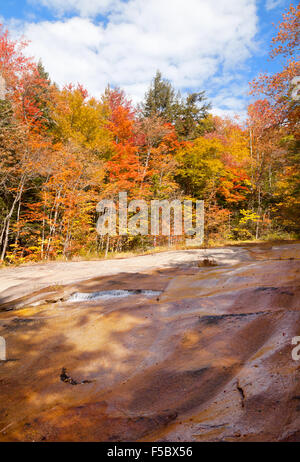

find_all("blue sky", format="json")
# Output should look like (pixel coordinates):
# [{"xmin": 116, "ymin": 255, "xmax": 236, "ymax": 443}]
[{"xmin": 1, "ymin": 0, "xmax": 296, "ymax": 118}]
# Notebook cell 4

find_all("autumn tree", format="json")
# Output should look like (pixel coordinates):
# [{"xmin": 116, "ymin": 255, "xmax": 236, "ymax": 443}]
[
  {"xmin": 0, "ymin": 25, "xmax": 53, "ymax": 261},
  {"xmin": 251, "ymin": 4, "xmax": 299, "ymax": 129},
  {"xmin": 250, "ymin": 4, "xmax": 300, "ymax": 236}
]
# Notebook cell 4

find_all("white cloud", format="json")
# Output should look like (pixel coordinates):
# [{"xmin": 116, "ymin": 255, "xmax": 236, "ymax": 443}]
[
  {"xmin": 11, "ymin": 0, "xmax": 258, "ymax": 116},
  {"xmin": 265, "ymin": 0, "xmax": 285, "ymax": 11},
  {"xmin": 211, "ymin": 107, "xmax": 247, "ymax": 122},
  {"xmin": 209, "ymin": 81, "xmax": 249, "ymax": 121}
]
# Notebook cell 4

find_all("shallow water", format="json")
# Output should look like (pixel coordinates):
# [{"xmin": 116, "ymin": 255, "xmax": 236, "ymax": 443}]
[{"xmin": 67, "ymin": 289, "xmax": 162, "ymax": 302}]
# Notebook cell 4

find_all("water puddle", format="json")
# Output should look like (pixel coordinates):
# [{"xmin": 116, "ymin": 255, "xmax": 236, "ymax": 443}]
[{"xmin": 67, "ymin": 289, "xmax": 162, "ymax": 303}]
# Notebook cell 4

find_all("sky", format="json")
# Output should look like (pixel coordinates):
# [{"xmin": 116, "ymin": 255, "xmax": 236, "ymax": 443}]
[{"xmin": 0, "ymin": 0, "xmax": 296, "ymax": 118}]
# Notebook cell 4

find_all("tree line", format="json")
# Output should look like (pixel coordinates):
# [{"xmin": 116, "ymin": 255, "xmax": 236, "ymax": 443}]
[{"xmin": 0, "ymin": 4, "xmax": 299, "ymax": 263}]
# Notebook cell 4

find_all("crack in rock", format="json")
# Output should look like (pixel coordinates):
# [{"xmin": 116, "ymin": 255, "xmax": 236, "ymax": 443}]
[
  {"xmin": 60, "ymin": 368, "xmax": 94, "ymax": 386},
  {"xmin": 236, "ymin": 380, "xmax": 245, "ymax": 408}
]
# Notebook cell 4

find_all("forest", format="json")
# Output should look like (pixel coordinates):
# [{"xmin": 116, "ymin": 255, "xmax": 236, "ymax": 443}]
[{"xmin": 0, "ymin": 4, "xmax": 299, "ymax": 264}]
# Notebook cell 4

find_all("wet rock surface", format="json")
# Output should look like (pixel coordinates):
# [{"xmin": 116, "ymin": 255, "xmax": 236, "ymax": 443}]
[{"xmin": 0, "ymin": 243, "xmax": 300, "ymax": 441}]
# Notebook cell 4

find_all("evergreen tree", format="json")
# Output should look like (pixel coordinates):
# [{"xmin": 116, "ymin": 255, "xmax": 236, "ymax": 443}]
[
  {"xmin": 141, "ymin": 71, "xmax": 211, "ymax": 140},
  {"xmin": 30, "ymin": 60, "xmax": 54, "ymax": 129},
  {"xmin": 175, "ymin": 91, "xmax": 211, "ymax": 140},
  {"xmin": 142, "ymin": 71, "xmax": 179, "ymax": 121}
]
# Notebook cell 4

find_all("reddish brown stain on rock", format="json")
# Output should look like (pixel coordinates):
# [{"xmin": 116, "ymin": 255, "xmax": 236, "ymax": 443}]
[{"xmin": 0, "ymin": 243, "xmax": 300, "ymax": 442}]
